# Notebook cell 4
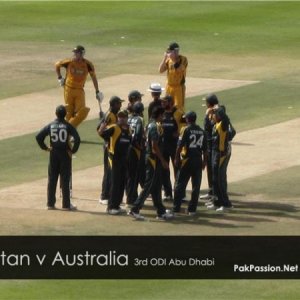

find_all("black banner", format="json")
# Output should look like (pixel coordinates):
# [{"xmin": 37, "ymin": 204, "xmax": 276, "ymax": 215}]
[{"xmin": 0, "ymin": 236, "xmax": 299, "ymax": 279}]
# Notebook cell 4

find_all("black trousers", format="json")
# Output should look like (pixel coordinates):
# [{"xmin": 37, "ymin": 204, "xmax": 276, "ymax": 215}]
[
  {"xmin": 48, "ymin": 150, "xmax": 71, "ymax": 208},
  {"xmin": 138, "ymin": 149, "xmax": 146, "ymax": 188},
  {"xmin": 109, "ymin": 156, "xmax": 127, "ymax": 210},
  {"xmin": 162, "ymin": 144, "xmax": 177, "ymax": 198},
  {"xmin": 212, "ymin": 151, "xmax": 232, "ymax": 207},
  {"xmin": 173, "ymin": 157, "xmax": 202, "ymax": 213},
  {"xmin": 206, "ymin": 149, "xmax": 213, "ymax": 195},
  {"xmin": 131, "ymin": 156, "xmax": 166, "ymax": 216},
  {"xmin": 101, "ymin": 145, "xmax": 111, "ymax": 200},
  {"xmin": 126, "ymin": 146, "xmax": 140, "ymax": 204}
]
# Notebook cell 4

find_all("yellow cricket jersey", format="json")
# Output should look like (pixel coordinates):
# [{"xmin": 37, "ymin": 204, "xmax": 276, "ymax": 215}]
[
  {"xmin": 166, "ymin": 55, "xmax": 188, "ymax": 86},
  {"xmin": 102, "ymin": 124, "xmax": 131, "ymax": 157},
  {"xmin": 104, "ymin": 111, "xmax": 117, "ymax": 126},
  {"xmin": 215, "ymin": 122, "xmax": 227, "ymax": 153},
  {"xmin": 56, "ymin": 58, "xmax": 96, "ymax": 89},
  {"xmin": 173, "ymin": 107, "xmax": 185, "ymax": 133}
]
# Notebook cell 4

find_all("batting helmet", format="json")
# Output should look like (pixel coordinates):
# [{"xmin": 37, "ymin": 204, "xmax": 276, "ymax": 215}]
[
  {"xmin": 55, "ymin": 105, "xmax": 66, "ymax": 120},
  {"xmin": 184, "ymin": 111, "xmax": 197, "ymax": 123},
  {"xmin": 132, "ymin": 102, "xmax": 144, "ymax": 114},
  {"xmin": 72, "ymin": 45, "xmax": 85, "ymax": 55}
]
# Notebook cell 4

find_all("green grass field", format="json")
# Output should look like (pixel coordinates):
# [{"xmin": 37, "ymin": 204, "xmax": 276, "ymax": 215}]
[
  {"xmin": 0, "ymin": 1, "xmax": 299, "ymax": 299},
  {"xmin": 0, "ymin": 280, "xmax": 300, "ymax": 300}
]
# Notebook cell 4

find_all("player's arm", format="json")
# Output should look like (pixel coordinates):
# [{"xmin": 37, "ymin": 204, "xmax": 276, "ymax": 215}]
[
  {"xmin": 55, "ymin": 59, "xmax": 69, "ymax": 86},
  {"xmin": 55, "ymin": 63, "xmax": 62, "ymax": 79},
  {"xmin": 149, "ymin": 124, "xmax": 168, "ymax": 169},
  {"xmin": 183, "ymin": 56, "xmax": 188, "ymax": 69},
  {"xmin": 152, "ymin": 140, "xmax": 169, "ymax": 170},
  {"xmin": 99, "ymin": 125, "xmax": 115, "ymax": 141},
  {"xmin": 90, "ymin": 72, "xmax": 99, "ymax": 92},
  {"xmin": 202, "ymin": 132, "xmax": 208, "ymax": 170},
  {"xmin": 134, "ymin": 119, "xmax": 144, "ymax": 149},
  {"xmin": 69, "ymin": 125, "xmax": 81, "ymax": 154},
  {"xmin": 36, "ymin": 126, "xmax": 51, "ymax": 151},
  {"xmin": 216, "ymin": 123, "xmax": 227, "ymax": 156},
  {"xmin": 174, "ymin": 145, "xmax": 183, "ymax": 168},
  {"xmin": 174, "ymin": 109, "xmax": 185, "ymax": 137},
  {"xmin": 87, "ymin": 61, "xmax": 103, "ymax": 102},
  {"xmin": 159, "ymin": 53, "xmax": 169, "ymax": 73}
]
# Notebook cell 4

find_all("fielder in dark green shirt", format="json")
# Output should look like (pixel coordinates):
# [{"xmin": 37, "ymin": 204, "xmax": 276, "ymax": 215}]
[{"xmin": 173, "ymin": 111, "xmax": 207, "ymax": 215}]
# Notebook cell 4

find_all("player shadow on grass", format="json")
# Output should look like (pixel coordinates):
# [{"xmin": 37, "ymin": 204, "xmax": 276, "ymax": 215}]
[
  {"xmin": 231, "ymin": 199, "xmax": 300, "ymax": 221},
  {"xmin": 70, "ymin": 194, "xmax": 300, "ymax": 226}
]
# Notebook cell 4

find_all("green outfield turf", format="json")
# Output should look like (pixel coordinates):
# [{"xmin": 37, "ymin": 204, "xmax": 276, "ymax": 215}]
[
  {"xmin": 0, "ymin": 279, "xmax": 300, "ymax": 300},
  {"xmin": 230, "ymin": 165, "xmax": 300, "ymax": 201},
  {"xmin": 0, "ymin": 1, "xmax": 300, "ymax": 98},
  {"xmin": 0, "ymin": 2, "xmax": 299, "ymax": 299}
]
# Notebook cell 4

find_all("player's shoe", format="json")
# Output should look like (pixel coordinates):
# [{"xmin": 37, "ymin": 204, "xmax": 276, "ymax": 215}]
[
  {"xmin": 46, "ymin": 206, "xmax": 56, "ymax": 210},
  {"xmin": 163, "ymin": 195, "xmax": 173, "ymax": 202},
  {"xmin": 99, "ymin": 199, "xmax": 108, "ymax": 205},
  {"xmin": 199, "ymin": 193, "xmax": 212, "ymax": 200},
  {"xmin": 70, "ymin": 203, "xmax": 77, "ymax": 210},
  {"xmin": 172, "ymin": 208, "xmax": 181, "ymax": 215},
  {"xmin": 207, "ymin": 204, "xmax": 218, "ymax": 210},
  {"xmin": 217, "ymin": 205, "xmax": 234, "ymax": 212},
  {"xmin": 182, "ymin": 197, "xmax": 189, "ymax": 203},
  {"xmin": 187, "ymin": 211, "xmax": 197, "ymax": 216},
  {"xmin": 128, "ymin": 211, "xmax": 145, "ymax": 221},
  {"xmin": 107, "ymin": 209, "xmax": 120, "ymax": 215},
  {"xmin": 216, "ymin": 206, "xmax": 226, "ymax": 213},
  {"xmin": 156, "ymin": 210, "xmax": 174, "ymax": 221},
  {"xmin": 62, "ymin": 203, "xmax": 77, "ymax": 211},
  {"xmin": 117, "ymin": 207, "xmax": 127, "ymax": 214}
]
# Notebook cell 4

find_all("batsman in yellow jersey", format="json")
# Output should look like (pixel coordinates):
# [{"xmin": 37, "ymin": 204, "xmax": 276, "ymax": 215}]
[
  {"xmin": 55, "ymin": 45, "xmax": 104, "ymax": 128},
  {"xmin": 159, "ymin": 42, "xmax": 188, "ymax": 110}
]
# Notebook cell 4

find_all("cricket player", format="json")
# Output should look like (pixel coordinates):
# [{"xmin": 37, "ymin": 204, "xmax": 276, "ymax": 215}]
[
  {"xmin": 98, "ymin": 110, "xmax": 131, "ymax": 215},
  {"xmin": 97, "ymin": 96, "xmax": 124, "ymax": 205},
  {"xmin": 36, "ymin": 105, "xmax": 80, "ymax": 211},
  {"xmin": 159, "ymin": 42, "xmax": 188, "ymax": 110},
  {"xmin": 173, "ymin": 111, "xmax": 207, "ymax": 215},
  {"xmin": 128, "ymin": 107, "xmax": 174, "ymax": 221},
  {"xmin": 126, "ymin": 102, "xmax": 145, "ymax": 206},
  {"xmin": 127, "ymin": 90, "xmax": 143, "ymax": 114},
  {"xmin": 55, "ymin": 45, "xmax": 104, "ymax": 128},
  {"xmin": 202, "ymin": 94, "xmax": 219, "ymax": 200},
  {"xmin": 147, "ymin": 82, "xmax": 164, "ymax": 120},
  {"xmin": 207, "ymin": 107, "xmax": 233, "ymax": 212},
  {"xmin": 160, "ymin": 95, "xmax": 185, "ymax": 201}
]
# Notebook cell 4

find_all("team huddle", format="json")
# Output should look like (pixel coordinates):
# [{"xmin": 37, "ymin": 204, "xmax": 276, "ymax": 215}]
[{"xmin": 36, "ymin": 42, "xmax": 235, "ymax": 220}]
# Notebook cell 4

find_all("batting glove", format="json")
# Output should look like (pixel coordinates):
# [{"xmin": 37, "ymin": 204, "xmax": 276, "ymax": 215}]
[
  {"xmin": 96, "ymin": 91, "xmax": 104, "ymax": 103},
  {"xmin": 58, "ymin": 76, "xmax": 65, "ymax": 87}
]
